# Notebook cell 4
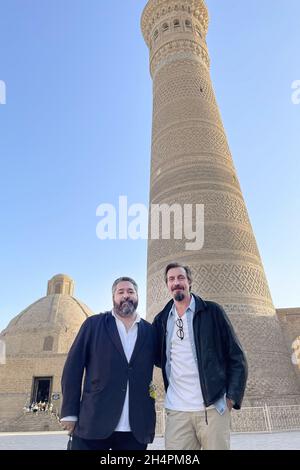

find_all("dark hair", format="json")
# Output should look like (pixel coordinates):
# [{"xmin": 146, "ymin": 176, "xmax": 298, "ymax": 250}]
[
  {"xmin": 112, "ymin": 277, "xmax": 138, "ymax": 296},
  {"xmin": 164, "ymin": 263, "xmax": 192, "ymax": 287}
]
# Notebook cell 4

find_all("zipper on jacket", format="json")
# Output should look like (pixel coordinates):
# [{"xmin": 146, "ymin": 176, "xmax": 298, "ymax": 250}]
[
  {"xmin": 161, "ymin": 319, "xmax": 166, "ymax": 361},
  {"xmin": 193, "ymin": 314, "xmax": 210, "ymax": 410}
]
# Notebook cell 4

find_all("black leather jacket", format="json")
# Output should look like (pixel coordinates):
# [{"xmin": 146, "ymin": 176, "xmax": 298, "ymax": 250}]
[{"xmin": 152, "ymin": 294, "xmax": 248, "ymax": 409}]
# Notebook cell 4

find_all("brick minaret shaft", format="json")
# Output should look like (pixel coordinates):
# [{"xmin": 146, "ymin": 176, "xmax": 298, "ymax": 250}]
[{"xmin": 141, "ymin": 0, "xmax": 300, "ymax": 405}]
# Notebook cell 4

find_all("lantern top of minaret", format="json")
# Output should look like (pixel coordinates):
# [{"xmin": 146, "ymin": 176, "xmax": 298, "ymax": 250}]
[{"xmin": 141, "ymin": 0, "xmax": 209, "ymax": 47}]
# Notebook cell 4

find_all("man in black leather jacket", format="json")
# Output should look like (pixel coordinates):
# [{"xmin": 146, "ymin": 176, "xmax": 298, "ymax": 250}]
[{"xmin": 152, "ymin": 263, "xmax": 248, "ymax": 450}]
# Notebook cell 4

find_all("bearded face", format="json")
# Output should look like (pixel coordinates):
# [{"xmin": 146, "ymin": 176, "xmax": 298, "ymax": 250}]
[
  {"xmin": 113, "ymin": 298, "xmax": 138, "ymax": 318},
  {"xmin": 166, "ymin": 267, "xmax": 191, "ymax": 302},
  {"xmin": 113, "ymin": 281, "xmax": 138, "ymax": 318}
]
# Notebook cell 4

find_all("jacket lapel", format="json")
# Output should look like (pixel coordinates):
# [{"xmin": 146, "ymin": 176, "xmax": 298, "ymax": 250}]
[{"xmin": 105, "ymin": 312, "xmax": 128, "ymax": 364}]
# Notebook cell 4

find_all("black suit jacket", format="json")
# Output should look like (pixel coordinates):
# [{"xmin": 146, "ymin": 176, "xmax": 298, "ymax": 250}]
[{"xmin": 61, "ymin": 312, "xmax": 156, "ymax": 444}]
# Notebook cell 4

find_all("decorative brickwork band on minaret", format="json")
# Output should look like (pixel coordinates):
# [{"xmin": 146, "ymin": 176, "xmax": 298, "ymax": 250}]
[{"xmin": 141, "ymin": 0, "xmax": 300, "ymax": 407}]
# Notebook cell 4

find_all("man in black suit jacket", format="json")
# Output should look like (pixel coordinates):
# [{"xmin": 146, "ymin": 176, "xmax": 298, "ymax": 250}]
[{"xmin": 60, "ymin": 277, "xmax": 156, "ymax": 450}]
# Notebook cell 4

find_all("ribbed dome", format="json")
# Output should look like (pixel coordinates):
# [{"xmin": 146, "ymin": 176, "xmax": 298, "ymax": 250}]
[
  {"xmin": 0, "ymin": 275, "xmax": 94, "ymax": 356},
  {"xmin": 4, "ymin": 295, "xmax": 92, "ymax": 331}
]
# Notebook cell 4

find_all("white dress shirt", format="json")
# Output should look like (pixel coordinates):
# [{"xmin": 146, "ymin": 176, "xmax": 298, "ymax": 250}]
[{"xmin": 112, "ymin": 311, "xmax": 140, "ymax": 431}]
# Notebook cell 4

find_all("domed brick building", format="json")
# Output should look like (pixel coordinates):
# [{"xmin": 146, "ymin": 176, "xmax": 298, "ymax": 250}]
[{"xmin": 0, "ymin": 274, "xmax": 94, "ymax": 432}]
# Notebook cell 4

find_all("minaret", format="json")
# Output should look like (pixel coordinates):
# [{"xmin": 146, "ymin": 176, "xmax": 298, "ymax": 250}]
[{"xmin": 141, "ymin": 0, "xmax": 300, "ymax": 407}]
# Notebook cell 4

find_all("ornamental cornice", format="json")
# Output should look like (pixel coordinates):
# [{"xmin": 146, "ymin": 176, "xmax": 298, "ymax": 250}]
[
  {"xmin": 150, "ymin": 38, "xmax": 210, "ymax": 76},
  {"xmin": 141, "ymin": 0, "xmax": 209, "ymax": 46}
]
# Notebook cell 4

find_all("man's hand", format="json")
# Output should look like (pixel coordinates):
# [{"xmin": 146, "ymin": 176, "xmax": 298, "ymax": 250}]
[
  {"xmin": 60, "ymin": 420, "xmax": 76, "ymax": 434},
  {"xmin": 226, "ymin": 398, "xmax": 234, "ymax": 411}
]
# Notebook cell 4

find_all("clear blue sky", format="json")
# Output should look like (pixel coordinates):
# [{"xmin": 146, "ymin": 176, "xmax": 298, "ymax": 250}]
[{"xmin": 0, "ymin": 0, "xmax": 299, "ymax": 332}]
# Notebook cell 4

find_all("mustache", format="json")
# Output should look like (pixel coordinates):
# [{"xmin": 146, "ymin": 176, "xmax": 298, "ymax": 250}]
[
  {"xmin": 120, "ymin": 299, "xmax": 135, "ymax": 306},
  {"xmin": 172, "ymin": 285, "xmax": 184, "ymax": 291}
]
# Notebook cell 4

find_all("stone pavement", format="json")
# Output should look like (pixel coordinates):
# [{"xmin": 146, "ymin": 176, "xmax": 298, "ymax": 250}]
[{"xmin": 0, "ymin": 431, "xmax": 299, "ymax": 450}]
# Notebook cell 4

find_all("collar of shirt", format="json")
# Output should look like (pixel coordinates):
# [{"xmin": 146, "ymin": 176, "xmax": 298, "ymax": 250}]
[
  {"xmin": 112, "ymin": 310, "xmax": 141, "ymax": 329},
  {"xmin": 169, "ymin": 294, "xmax": 196, "ymax": 319}
]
